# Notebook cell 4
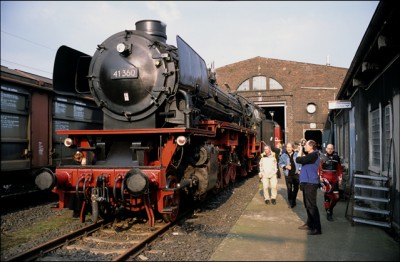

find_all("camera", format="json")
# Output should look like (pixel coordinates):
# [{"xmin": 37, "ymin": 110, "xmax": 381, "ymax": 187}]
[{"xmin": 300, "ymin": 139, "xmax": 306, "ymax": 146}]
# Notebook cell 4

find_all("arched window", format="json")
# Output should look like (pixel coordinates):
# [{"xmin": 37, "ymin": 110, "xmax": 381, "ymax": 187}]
[
  {"xmin": 237, "ymin": 79, "xmax": 250, "ymax": 91},
  {"xmin": 253, "ymin": 76, "xmax": 267, "ymax": 90},
  {"xmin": 269, "ymin": 78, "xmax": 283, "ymax": 90},
  {"xmin": 237, "ymin": 76, "xmax": 283, "ymax": 91}
]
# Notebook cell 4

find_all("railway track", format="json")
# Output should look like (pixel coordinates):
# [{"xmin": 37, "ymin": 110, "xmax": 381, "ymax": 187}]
[
  {"xmin": 5, "ymin": 219, "xmax": 172, "ymax": 261},
  {"xmin": 2, "ymin": 175, "xmax": 257, "ymax": 261}
]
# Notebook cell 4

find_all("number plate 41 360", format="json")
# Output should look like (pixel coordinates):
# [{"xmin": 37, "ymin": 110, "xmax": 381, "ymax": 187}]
[{"xmin": 111, "ymin": 68, "xmax": 138, "ymax": 79}]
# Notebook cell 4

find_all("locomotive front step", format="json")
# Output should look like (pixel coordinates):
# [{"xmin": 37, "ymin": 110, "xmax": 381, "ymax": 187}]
[{"xmin": 162, "ymin": 206, "xmax": 179, "ymax": 213}]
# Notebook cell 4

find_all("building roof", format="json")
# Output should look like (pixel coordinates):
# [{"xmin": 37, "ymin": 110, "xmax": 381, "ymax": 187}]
[{"xmin": 337, "ymin": 1, "xmax": 400, "ymax": 100}]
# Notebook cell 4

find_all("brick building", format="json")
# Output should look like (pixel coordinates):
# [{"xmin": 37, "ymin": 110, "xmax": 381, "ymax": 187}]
[{"xmin": 215, "ymin": 56, "xmax": 347, "ymax": 148}]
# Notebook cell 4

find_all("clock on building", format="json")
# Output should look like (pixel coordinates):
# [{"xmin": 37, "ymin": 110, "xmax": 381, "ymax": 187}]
[{"xmin": 306, "ymin": 103, "xmax": 317, "ymax": 114}]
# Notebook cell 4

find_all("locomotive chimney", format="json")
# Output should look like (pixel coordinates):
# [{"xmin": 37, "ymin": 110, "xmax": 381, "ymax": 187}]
[{"xmin": 135, "ymin": 20, "xmax": 167, "ymax": 43}]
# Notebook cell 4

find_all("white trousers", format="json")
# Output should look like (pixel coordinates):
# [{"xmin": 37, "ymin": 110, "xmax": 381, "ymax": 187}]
[{"xmin": 262, "ymin": 175, "xmax": 278, "ymax": 200}]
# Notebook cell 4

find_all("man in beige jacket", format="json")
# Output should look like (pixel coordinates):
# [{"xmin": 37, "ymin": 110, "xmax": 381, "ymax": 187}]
[{"xmin": 259, "ymin": 145, "xmax": 278, "ymax": 205}]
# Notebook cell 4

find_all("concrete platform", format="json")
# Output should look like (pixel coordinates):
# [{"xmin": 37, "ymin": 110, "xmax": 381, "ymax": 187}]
[{"xmin": 210, "ymin": 177, "xmax": 399, "ymax": 261}]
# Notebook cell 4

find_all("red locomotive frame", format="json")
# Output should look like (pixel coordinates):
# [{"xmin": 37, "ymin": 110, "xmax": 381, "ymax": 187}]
[{"xmin": 47, "ymin": 120, "xmax": 261, "ymax": 226}]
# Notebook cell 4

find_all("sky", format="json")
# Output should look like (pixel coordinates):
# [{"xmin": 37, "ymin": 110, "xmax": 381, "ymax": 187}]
[{"xmin": 1, "ymin": 1, "xmax": 379, "ymax": 79}]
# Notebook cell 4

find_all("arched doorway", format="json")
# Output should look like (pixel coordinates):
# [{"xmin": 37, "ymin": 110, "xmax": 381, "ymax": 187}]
[{"xmin": 256, "ymin": 102, "xmax": 286, "ymax": 145}]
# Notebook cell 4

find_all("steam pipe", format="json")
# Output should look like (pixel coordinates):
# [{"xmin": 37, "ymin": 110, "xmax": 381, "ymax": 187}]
[
  {"xmin": 178, "ymin": 90, "xmax": 192, "ymax": 128},
  {"xmin": 75, "ymin": 177, "xmax": 84, "ymax": 200},
  {"xmin": 113, "ymin": 176, "xmax": 123, "ymax": 204}
]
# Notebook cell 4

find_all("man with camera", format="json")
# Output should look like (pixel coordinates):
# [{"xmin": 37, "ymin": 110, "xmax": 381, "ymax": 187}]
[{"xmin": 295, "ymin": 139, "xmax": 322, "ymax": 235}]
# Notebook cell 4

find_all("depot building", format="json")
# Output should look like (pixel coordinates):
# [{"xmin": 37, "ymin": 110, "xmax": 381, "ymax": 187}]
[{"xmin": 215, "ymin": 56, "xmax": 347, "ymax": 148}]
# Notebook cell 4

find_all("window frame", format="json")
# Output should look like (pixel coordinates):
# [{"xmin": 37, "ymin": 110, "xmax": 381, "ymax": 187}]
[
  {"xmin": 368, "ymin": 104, "xmax": 382, "ymax": 174},
  {"xmin": 237, "ymin": 75, "xmax": 283, "ymax": 92},
  {"xmin": 382, "ymin": 103, "xmax": 392, "ymax": 172}
]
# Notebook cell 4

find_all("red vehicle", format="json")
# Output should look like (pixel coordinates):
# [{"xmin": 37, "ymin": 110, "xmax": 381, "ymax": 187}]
[
  {"xmin": 1, "ymin": 66, "xmax": 102, "ymax": 197},
  {"xmin": 274, "ymin": 122, "xmax": 284, "ymax": 147},
  {"xmin": 35, "ymin": 20, "xmax": 268, "ymax": 226}
]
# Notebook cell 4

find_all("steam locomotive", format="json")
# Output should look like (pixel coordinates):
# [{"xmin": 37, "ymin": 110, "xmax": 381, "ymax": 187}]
[{"xmin": 35, "ymin": 20, "xmax": 274, "ymax": 226}]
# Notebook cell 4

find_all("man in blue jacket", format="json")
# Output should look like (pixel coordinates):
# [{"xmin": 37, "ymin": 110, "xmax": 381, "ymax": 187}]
[
  {"xmin": 295, "ymin": 139, "xmax": 322, "ymax": 235},
  {"xmin": 279, "ymin": 143, "xmax": 301, "ymax": 208}
]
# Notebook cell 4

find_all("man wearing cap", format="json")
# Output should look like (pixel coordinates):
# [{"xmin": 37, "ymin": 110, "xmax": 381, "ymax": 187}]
[{"xmin": 318, "ymin": 144, "xmax": 343, "ymax": 221}]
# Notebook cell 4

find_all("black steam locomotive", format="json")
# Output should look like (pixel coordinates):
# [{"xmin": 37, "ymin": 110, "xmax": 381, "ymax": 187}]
[{"xmin": 35, "ymin": 20, "xmax": 272, "ymax": 225}]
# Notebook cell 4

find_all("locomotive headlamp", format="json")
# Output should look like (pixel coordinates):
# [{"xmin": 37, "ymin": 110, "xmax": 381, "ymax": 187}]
[
  {"xmin": 64, "ymin": 138, "xmax": 73, "ymax": 147},
  {"xmin": 154, "ymin": 60, "xmax": 162, "ymax": 67},
  {"xmin": 116, "ymin": 42, "xmax": 132, "ymax": 56},
  {"xmin": 116, "ymin": 43, "xmax": 127, "ymax": 53},
  {"xmin": 73, "ymin": 151, "xmax": 84, "ymax": 163},
  {"xmin": 176, "ymin": 136, "xmax": 187, "ymax": 146}
]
